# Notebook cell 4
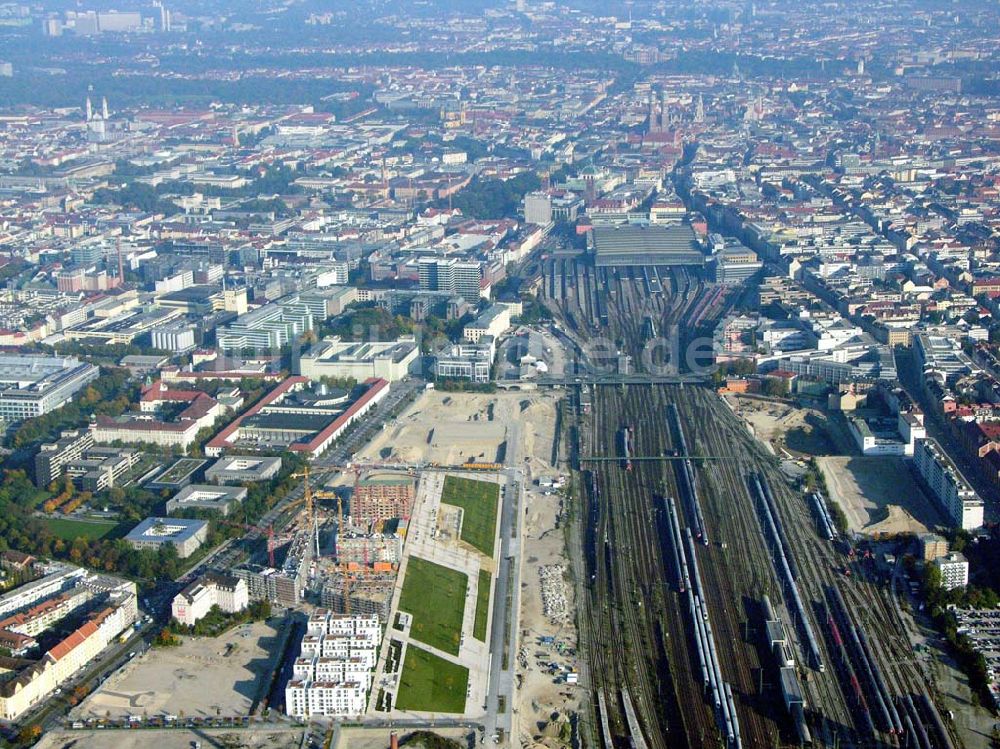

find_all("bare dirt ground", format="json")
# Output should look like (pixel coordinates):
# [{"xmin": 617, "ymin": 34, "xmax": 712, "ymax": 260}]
[
  {"xmin": 516, "ymin": 483, "xmax": 581, "ymax": 749},
  {"xmin": 817, "ymin": 456, "xmax": 947, "ymax": 535},
  {"xmin": 37, "ymin": 726, "xmax": 302, "ymax": 749},
  {"xmin": 725, "ymin": 394, "xmax": 854, "ymax": 457},
  {"xmin": 334, "ymin": 726, "xmax": 474, "ymax": 749},
  {"xmin": 355, "ymin": 389, "xmax": 556, "ymax": 467},
  {"xmin": 74, "ymin": 620, "xmax": 281, "ymax": 720}
]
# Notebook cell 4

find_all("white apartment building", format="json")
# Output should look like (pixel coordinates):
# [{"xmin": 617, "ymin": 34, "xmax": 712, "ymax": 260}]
[
  {"xmin": 285, "ymin": 680, "xmax": 366, "ymax": 718},
  {"xmin": 933, "ymin": 552, "xmax": 969, "ymax": 591},
  {"xmin": 284, "ymin": 611, "xmax": 380, "ymax": 719},
  {"xmin": 913, "ymin": 438, "xmax": 984, "ymax": 530}
]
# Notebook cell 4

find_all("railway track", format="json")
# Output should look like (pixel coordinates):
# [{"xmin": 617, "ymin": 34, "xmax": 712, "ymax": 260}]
[{"xmin": 550, "ymin": 246, "xmax": 956, "ymax": 748}]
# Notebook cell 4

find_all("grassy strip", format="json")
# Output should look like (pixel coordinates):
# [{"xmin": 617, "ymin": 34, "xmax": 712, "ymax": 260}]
[{"xmin": 473, "ymin": 569, "xmax": 491, "ymax": 641}]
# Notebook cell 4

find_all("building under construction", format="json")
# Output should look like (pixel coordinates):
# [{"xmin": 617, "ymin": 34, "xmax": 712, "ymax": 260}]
[
  {"xmin": 337, "ymin": 533, "xmax": 402, "ymax": 566},
  {"xmin": 320, "ymin": 571, "xmax": 396, "ymax": 621},
  {"xmin": 352, "ymin": 476, "xmax": 414, "ymax": 526}
]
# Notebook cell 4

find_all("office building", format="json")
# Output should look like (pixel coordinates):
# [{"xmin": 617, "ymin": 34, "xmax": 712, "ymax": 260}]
[
  {"xmin": 205, "ymin": 456, "xmax": 283, "ymax": 484},
  {"xmin": 435, "ymin": 338, "xmax": 495, "ymax": 383},
  {"xmin": 464, "ymin": 305, "xmax": 511, "ymax": 343},
  {"xmin": 171, "ymin": 573, "xmax": 249, "ymax": 626},
  {"xmin": 418, "ymin": 258, "xmax": 485, "ymax": 302},
  {"xmin": 523, "ymin": 192, "xmax": 553, "ymax": 225},
  {"xmin": 216, "ymin": 300, "xmax": 313, "ymax": 352},
  {"xmin": 125, "ymin": 517, "xmax": 208, "ymax": 558},
  {"xmin": 165, "ymin": 484, "xmax": 247, "ymax": 517},
  {"xmin": 0, "ymin": 355, "xmax": 99, "ymax": 423},
  {"xmin": 297, "ymin": 337, "xmax": 419, "ymax": 382}
]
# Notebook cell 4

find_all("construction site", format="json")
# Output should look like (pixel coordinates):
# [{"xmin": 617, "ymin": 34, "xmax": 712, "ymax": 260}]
[{"xmin": 541, "ymin": 259, "xmax": 964, "ymax": 749}]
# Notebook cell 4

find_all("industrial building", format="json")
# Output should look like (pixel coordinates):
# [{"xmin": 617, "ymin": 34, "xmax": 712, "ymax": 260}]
[
  {"xmin": 296, "ymin": 337, "xmax": 419, "ymax": 382},
  {"xmin": 150, "ymin": 322, "xmax": 197, "ymax": 353},
  {"xmin": 0, "ymin": 355, "xmax": 99, "ymax": 424},
  {"xmin": 592, "ymin": 224, "xmax": 705, "ymax": 267},
  {"xmin": 165, "ymin": 484, "xmax": 247, "ymax": 516},
  {"xmin": 913, "ymin": 438, "xmax": 984, "ymax": 530},
  {"xmin": 205, "ymin": 456, "xmax": 283, "ymax": 484},
  {"xmin": 125, "ymin": 517, "xmax": 209, "ymax": 558},
  {"xmin": 206, "ymin": 376, "xmax": 389, "ymax": 458},
  {"xmin": 171, "ymin": 573, "xmax": 249, "ymax": 626}
]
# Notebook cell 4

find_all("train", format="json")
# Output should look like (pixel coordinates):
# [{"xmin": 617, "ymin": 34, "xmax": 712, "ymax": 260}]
[
  {"xmin": 619, "ymin": 425, "xmax": 634, "ymax": 471},
  {"xmin": 749, "ymin": 473, "xmax": 824, "ymax": 672},
  {"xmin": 667, "ymin": 404, "xmax": 708, "ymax": 543},
  {"xmin": 827, "ymin": 584, "xmax": 904, "ymax": 736},
  {"xmin": 664, "ymin": 490, "xmax": 741, "ymax": 748},
  {"xmin": 761, "ymin": 594, "xmax": 812, "ymax": 746},
  {"xmin": 809, "ymin": 490, "xmax": 838, "ymax": 541}
]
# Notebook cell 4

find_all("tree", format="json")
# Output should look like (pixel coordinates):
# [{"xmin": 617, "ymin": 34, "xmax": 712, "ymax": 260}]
[{"xmin": 17, "ymin": 724, "xmax": 42, "ymax": 744}]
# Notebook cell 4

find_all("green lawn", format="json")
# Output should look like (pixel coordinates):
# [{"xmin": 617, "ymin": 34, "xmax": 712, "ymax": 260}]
[
  {"xmin": 395, "ymin": 644, "xmax": 468, "ymax": 714},
  {"xmin": 440, "ymin": 475, "xmax": 500, "ymax": 558},
  {"xmin": 42, "ymin": 517, "xmax": 123, "ymax": 541},
  {"xmin": 473, "ymin": 569, "xmax": 491, "ymax": 641},
  {"xmin": 398, "ymin": 556, "xmax": 467, "ymax": 656}
]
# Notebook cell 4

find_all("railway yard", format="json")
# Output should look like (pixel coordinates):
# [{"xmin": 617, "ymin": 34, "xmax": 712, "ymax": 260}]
[{"xmin": 542, "ymin": 257, "xmax": 964, "ymax": 748}]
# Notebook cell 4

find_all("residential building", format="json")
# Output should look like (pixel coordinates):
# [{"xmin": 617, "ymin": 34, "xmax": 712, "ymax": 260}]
[
  {"xmin": 285, "ymin": 612, "xmax": 380, "ymax": 718},
  {"xmin": 913, "ymin": 438, "xmax": 984, "ymax": 530},
  {"xmin": 919, "ymin": 533, "xmax": 949, "ymax": 562},
  {"xmin": 933, "ymin": 552, "xmax": 969, "ymax": 590},
  {"xmin": 233, "ymin": 564, "xmax": 300, "ymax": 608}
]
